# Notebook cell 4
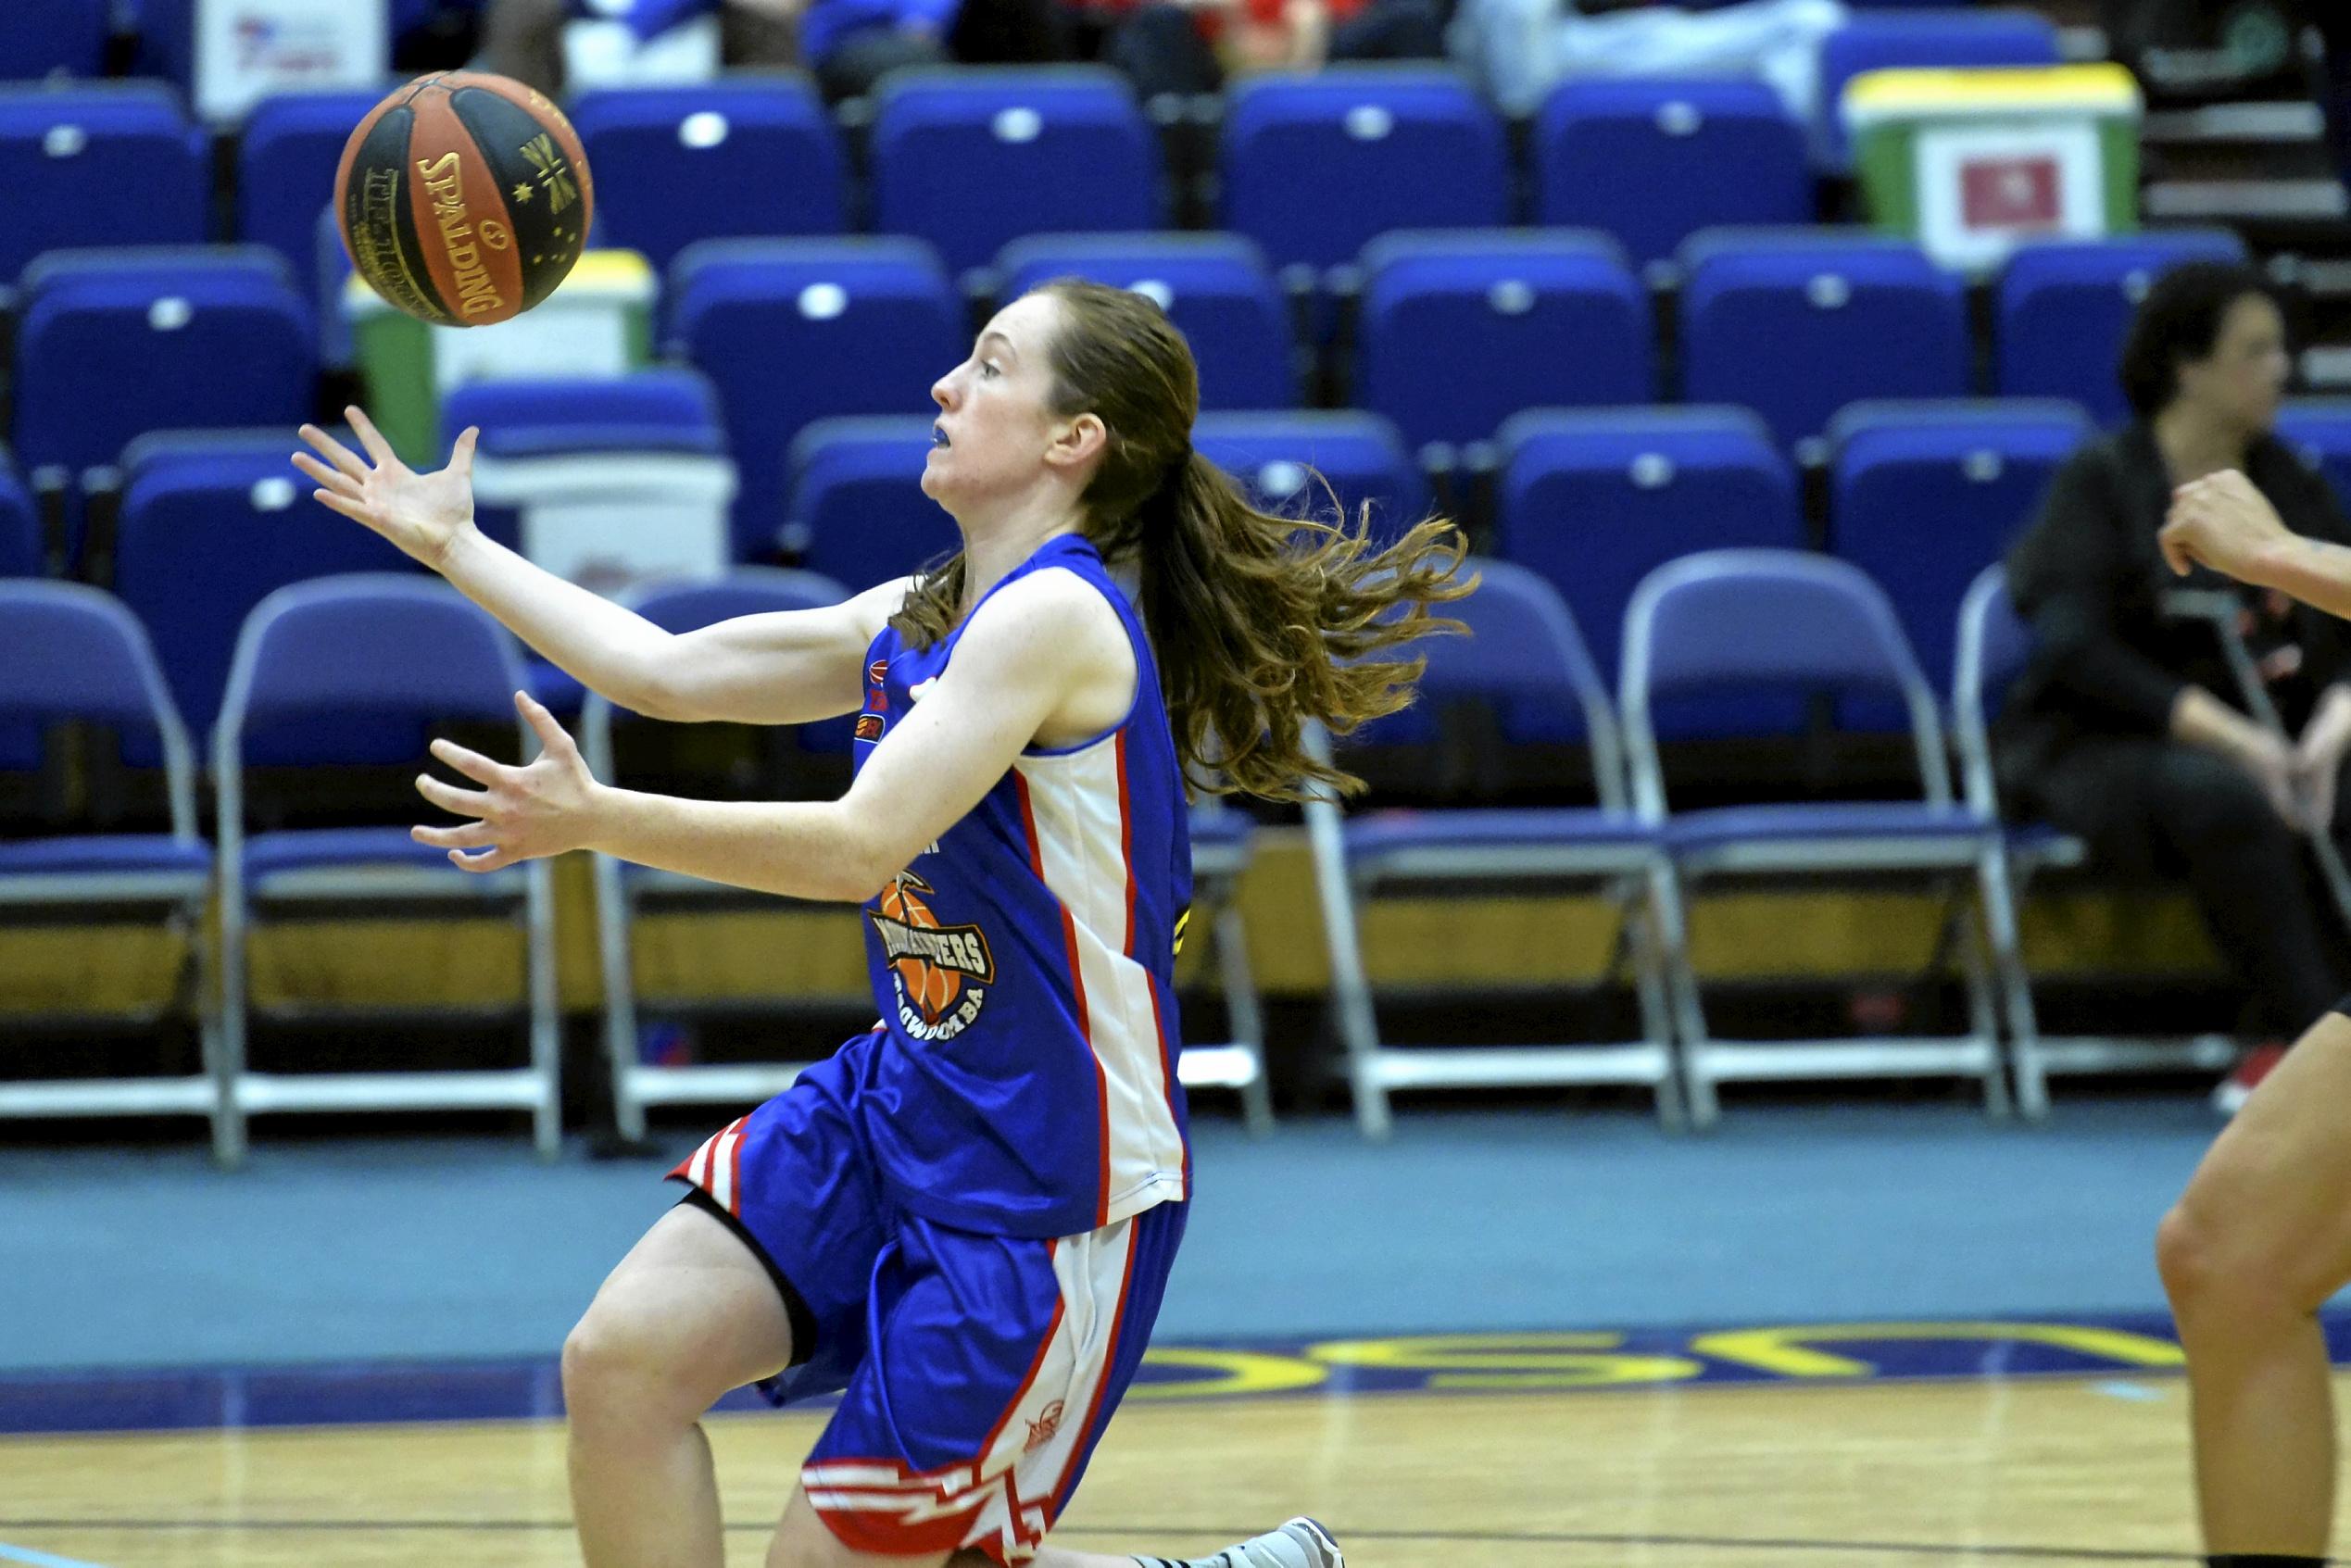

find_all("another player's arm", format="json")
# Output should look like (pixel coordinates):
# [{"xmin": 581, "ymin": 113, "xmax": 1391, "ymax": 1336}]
[
  {"xmin": 414, "ymin": 571, "xmax": 1127, "ymax": 901},
  {"xmin": 2164, "ymin": 468, "xmax": 2351, "ymax": 623}
]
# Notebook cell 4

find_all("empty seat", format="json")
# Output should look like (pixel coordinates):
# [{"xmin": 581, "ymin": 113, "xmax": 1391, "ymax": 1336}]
[
  {"xmin": 0, "ymin": 84, "xmax": 207, "ymax": 282},
  {"xmin": 1532, "ymin": 79, "xmax": 1812, "ymax": 268},
  {"xmin": 1191, "ymin": 409, "xmax": 1430, "ymax": 548},
  {"xmin": 2279, "ymin": 400, "xmax": 2351, "ymax": 512},
  {"xmin": 667, "ymin": 237, "xmax": 963, "ymax": 562},
  {"xmin": 1994, "ymin": 231, "xmax": 2249, "ymax": 424},
  {"xmin": 1678, "ymin": 229, "xmax": 1968, "ymax": 458},
  {"xmin": 234, "ymin": 89, "xmax": 387, "ymax": 317},
  {"xmin": 1817, "ymin": 8, "xmax": 2062, "ymax": 168},
  {"xmin": 1, "ymin": 0, "xmax": 111, "ymax": 80},
  {"xmin": 870, "ymin": 67, "xmax": 1162, "ymax": 279},
  {"xmin": 0, "ymin": 453, "xmax": 38, "ymax": 578},
  {"xmin": 997, "ymin": 233, "xmax": 1297, "ymax": 411},
  {"xmin": 783, "ymin": 416, "xmax": 959, "ymax": 591},
  {"xmin": 570, "ymin": 79, "xmax": 848, "ymax": 274},
  {"xmin": 1217, "ymin": 68, "xmax": 1510, "ymax": 280},
  {"xmin": 1354, "ymin": 230, "xmax": 1653, "ymax": 458},
  {"xmin": 1492, "ymin": 406, "xmax": 1803, "ymax": 738}
]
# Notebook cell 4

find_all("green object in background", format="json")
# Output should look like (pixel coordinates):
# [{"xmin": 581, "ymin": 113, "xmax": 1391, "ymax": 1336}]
[
  {"xmin": 1845, "ymin": 64, "xmax": 2144, "ymax": 277},
  {"xmin": 342, "ymin": 249, "xmax": 659, "ymax": 467}
]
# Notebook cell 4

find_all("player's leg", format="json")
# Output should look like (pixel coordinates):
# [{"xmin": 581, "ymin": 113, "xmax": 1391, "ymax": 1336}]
[
  {"xmin": 564, "ymin": 1199, "xmax": 796, "ymax": 1568},
  {"xmin": 2157, "ymin": 1008, "xmax": 2351, "ymax": 1561},
  {"xmin": 761, "ymin": 1508, "xmax": 1344, "ymax": 1567}
]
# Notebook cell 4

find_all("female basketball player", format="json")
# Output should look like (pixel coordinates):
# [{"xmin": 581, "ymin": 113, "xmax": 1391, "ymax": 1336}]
[
  {"xmin": 294, "ymin": 279, "xmax": 1466, "ymax": 1568},
  {"xmin": 2151, "ymin": 469, "xmax": 2351, "ymax": 1568}
]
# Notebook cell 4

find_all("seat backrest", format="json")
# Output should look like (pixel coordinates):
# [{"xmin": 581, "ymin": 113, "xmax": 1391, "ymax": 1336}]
[
  {"xmin": 1532, "ymin": 78, "xmax": 1810, "ymax": 268},
  {"xmin": 1952, "ymin": 560, "xmax": 2030, "ymax": 814},
  {"xmin": 1621, "ymin": 548, "xmax": 1950, "ymax": 814},
  {"xmin": 0, "ymin": 453, "xmax": 37, "ymax": 578},
  {"xmin": 0, "ymin": 84, "xmax": 208, "ymax": 280},
  {"xmin": 1828, "ymin": 397, "xmax": 2090, "ymax": 711},
  {"xmin": 1217, "ymin": 67, "xmax": 1510, "ymax": 276},
  {"xmin": 571, "ymin": 79, "xmax": 847, "ymax": 273},
  {"xmin": 871, "ymin": 67, "xmax": 1161, "ymax": 277},
  {"xmin": 0, "ymin": 582, "xmax": 198, "ymax": 838},
  {"xmin": 1493, "ymin": 406, "xmax": 1802, "ymax": 738},
  {"xmin": 234, "ymin": 89, "xmax": 389, "ymax": 312},
  {"xmin": 1817, "ymin": 9, "xmax": 2061, "ymax": 168},
  {"xmin": 783, "ymin": 416, "xmax": 960, "ymax": 591},
  {"xmin": 1190, "ymin": 409, "xmax": 1430, "ymax": 549},
  {"xmin": 667, "ymin": 237, "xmax": 962, "ymax": 563},
  {"xmin": 14, "ymin": 247, "xmax": 315, "ymax": 480},
  {"xmin": 1995, "ymin": 232, "xmax": 2248, "ymax": 424},
  {"xmin": 1678, "ymin": 227, "xmax": 1968, "ymax": 458},
  {"xmin": 1355, "ymin": 230, "xmax": 1652, "ymax": 457},
  {"xmin": 2276, "ymin": 399, "xmax": 2351, "ymax": 517},
  {"xmin": 996, "ymin": 232, "xmax": 1296, "ymax": 412},
  {"xmin": 445, "ymin": 367, "xmax": 727, "ymax": 455},
  {"xmin": 0, "ymin": 0, "xmax": 111, "ymax": 81},
  {"xmin": 116, "ymin": 431, "xmax": 417, "ymax": 747}
]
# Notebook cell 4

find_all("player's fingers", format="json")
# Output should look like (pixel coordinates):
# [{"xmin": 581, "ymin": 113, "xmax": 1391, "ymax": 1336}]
[
  {"xmin": 410, "ymin": 821, "xmax": 498, "ymax": 849},
  {"xmin": 429, "ymin": 736, "xmax": 512, "ymax": 786},
  {"xmin": 2158, "ymin": 523, "xmax": 2194, "ymax": 577},
  {"xmin": 298, "ymin": 423, "xmax": 369, "ymax": 479},
  {"xmin": 514, "ymin": 690, "xmax": 577, "ymax": 758},
  {"xmin": 292, "ymin": 452, "xmax": 360, "ymax": 495},
  {"xmin": 452, "ymin": 426, "xmax": 480, "ymax": 481},
  {"xmin": 311, "ymin": 489, "xmax": 375, "ymax": 523},
  {"xmin": 346, "ymin": 406, "xmax": 401, "ymax": 469},
  {"xmin": 414, "ymin": 772, "xmax": 494, "ymax": 817},
  {"xmin": 448, "ymin": 846, "xmax": 513, "ymax": 872}
]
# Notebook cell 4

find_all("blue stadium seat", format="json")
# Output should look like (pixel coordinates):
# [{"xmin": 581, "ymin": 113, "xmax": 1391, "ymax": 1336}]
[
  {"xmin": 235, "ymin": 90, "xmax": 386, "ymax": 317},
  {"xmin": 667, "ymin": 237, "xmax": 963, "ymax": 563},
  {"xmin": 570, "ymin": 79, "xmax": 847, "ymax": 274},
  {"xmin": 0, "ymin": 453, "xmax": 38, "ymax": 578},
  {"xmin": 996, "ymin": 233, "xmax": 1296, "ymax": 411},
  {"xmin": 1492, "ymin": 406, "xmax": 1802, "ymax": 738},
  {"xmin": 0, "ymin": 0, "xmax": 111, "ymax": 80},
  {"xmin": 1678, "ymin": 229, "xmax": 1968, "ymax": 458},
  {"xmin": 1817, "ymin": 8, "xmax": 2061, "ymax": 168},
  {"xmin": 1354, "ymin": 231, "xmax": 1653, "ymax": 458},
  {"xmin": 1994, "ymin": 232, "xmax": 2253, "ymax": 424},
  {"xmin": 114, "ymin": 433, "xmax": 416, "ymax": 758},
  {"xmin": 1828, "ymin": 398, "xmax": 2092, "ymax": 728},
  {"xmin": 2278, "ymin": 400, "xmax": 2351, "ymax": 513},
  {"xmin": 14, "ymin": 249, "xmax": 315, "ymax": 567},
  {"xmin": 1532, "ymin": 79, "xmax": 1812, "ymax": 269},
  {"xmin": 1217, "ymin": 68, "xmax": 1510, "ymax": 280},
  {"xmin": 1191, "ymin": 409, "xmax": 1429, "ymax": 548},
  {"xmin": 870, "ymin": 68, "xmax": 1162, "ymax": 279},
  {"xmin": 0, "ymin": 85, "xmax": 207, "ymax": 282},
  {"xmin": 782, "ymin": 416, "xmax": 958, "ymax": 592}
]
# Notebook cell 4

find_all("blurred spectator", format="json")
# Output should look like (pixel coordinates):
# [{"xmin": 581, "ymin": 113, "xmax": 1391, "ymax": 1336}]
[
  {"xmin": 1448, "ymin": 0, "xmax": 1842, "ymax": 119},
  {"xmin": 478, "ymin": 0, "xmax": 798, "ymax": 95},
  {"xmin": 1097, "ymin": 0, "xmax": 1442, "ymax": 101},
  {"xmin": 2001, "ymin": 262, "xmax": 2351, "ymax": 1112}
]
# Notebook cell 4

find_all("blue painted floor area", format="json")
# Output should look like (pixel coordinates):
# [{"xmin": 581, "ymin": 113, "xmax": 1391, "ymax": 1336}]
[{"xmin": 0, "ymin": 1098, "xmax": 2231, "ymax": 1374}]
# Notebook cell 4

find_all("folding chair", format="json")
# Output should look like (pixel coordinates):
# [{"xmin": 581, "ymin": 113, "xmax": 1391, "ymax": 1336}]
[
  {"xmin": 1304, "ymin": 557, "xmax": 1679, "ymax": 1136},
  {"xmin": 1953, "ymin": 564, "xmax": 2235, "ymax": 1114},
  {"xmin": 212, "ymin": 574, "xmax": 559, "ymax": 1163},
  {"xmin": 581, "ymin": 567, "xmax": 855, "ymax": 1141},
  {"xmin": 1178, "ymin": 797, "xmax": 1274, "ymax": 1135},
  {"xmin": 0, "ymin": 581, "xmax": 222, "ymax": 1153},
  {"xmin": 1623, "ymin": 548, "xmax": 2005, "ymax": 1125}
]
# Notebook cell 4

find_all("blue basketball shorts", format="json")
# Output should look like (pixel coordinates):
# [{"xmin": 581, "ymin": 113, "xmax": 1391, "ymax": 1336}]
[{"xmin": 667, "ymin": 1030, "xmax": 1188, "ymax": 1564}]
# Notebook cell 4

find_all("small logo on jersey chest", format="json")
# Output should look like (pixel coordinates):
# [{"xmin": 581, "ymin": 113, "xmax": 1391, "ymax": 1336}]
[{"xmin": 867, "ymin": 658, "xmax": 889, "ymax": 685}]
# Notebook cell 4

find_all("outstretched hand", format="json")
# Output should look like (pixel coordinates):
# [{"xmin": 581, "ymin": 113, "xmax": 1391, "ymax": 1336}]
[
  {"xmin": 294, "ymin": 407, "xmax": 482, "ymax": 573},
  {"xmin": 412, "ymin": 692, "xmax": 604, "ymax": 872},
  {"xmin": 2159, "ymin": 470, "xmax": 2293, "ymax": 584}
]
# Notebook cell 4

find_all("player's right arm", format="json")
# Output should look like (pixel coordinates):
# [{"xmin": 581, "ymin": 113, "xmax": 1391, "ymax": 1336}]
[
  {"xmin": 295, "ymin": 409, "xmax": 899, "ymax": 725},
  {"xmin": 2163, "ymin": 469, "xmax": 2351, "ymax": 624}
]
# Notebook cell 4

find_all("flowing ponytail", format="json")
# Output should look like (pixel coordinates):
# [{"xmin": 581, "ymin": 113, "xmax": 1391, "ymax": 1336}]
[{"xmin": 892, "ymin": 279, "xmax": 1471, "ymax": 802}]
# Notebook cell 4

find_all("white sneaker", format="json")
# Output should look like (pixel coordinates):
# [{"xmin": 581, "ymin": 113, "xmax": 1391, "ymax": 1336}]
[{"xmin": 1214, "ymin": 1518, "xmax": 1346, "ymax": 1568}]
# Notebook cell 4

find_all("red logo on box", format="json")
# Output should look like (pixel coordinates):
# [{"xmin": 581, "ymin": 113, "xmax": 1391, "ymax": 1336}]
[{"xmin": 1960, "ymin": 156, "xmax": 2061, "ymax": 230}]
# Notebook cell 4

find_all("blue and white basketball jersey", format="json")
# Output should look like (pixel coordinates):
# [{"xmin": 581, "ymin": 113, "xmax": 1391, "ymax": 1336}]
[{"xmin": 849, "ymin": 533, "xmax": 1192, "ymax": 1238}]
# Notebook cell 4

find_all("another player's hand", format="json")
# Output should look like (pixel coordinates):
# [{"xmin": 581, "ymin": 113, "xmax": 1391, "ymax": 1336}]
[
  {"xmin": 295, "ymin": 408, "xmax": 481, "ymax": 574},
  {"xmin": 411, "ymin": 692, "xmax": 605, "ymax": 872},
  {"xmin": 2160, "ymin": 470, "xmax": 2293, "ymax": 584}
]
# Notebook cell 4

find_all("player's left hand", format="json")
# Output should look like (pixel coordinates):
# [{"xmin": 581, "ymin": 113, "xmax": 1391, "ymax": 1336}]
[
  {"xmin": 412, "ymin": 691, "xmax": 603, "ymax": 872},
  {"xmin": 2160, "ymin": 470, "xmax": 2294, "ymax": 583}
]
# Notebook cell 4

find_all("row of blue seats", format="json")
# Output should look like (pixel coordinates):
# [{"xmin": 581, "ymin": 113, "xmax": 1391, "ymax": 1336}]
[
  {"xmin": 0, "ymin": 12, "xmax": 2060, "ymax": 287},
  {"xmin": 6, "ymin": 227, "xmax": 2259, "ymax": 564},
  {"xmin": 10, "ymin": 395, "xmax": 2351, "ymax": 768}
]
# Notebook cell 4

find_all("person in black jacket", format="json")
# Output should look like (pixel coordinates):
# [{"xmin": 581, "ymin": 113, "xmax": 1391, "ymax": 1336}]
[{"xmin": 2001, "ymin": 260, "xmax": 2351, "ymax": 1110}]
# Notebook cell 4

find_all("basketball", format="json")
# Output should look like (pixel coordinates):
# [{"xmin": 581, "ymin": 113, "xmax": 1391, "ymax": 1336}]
[{"xmin": 333, "ymin": 71, "xmax": 595, "ymax": 329}]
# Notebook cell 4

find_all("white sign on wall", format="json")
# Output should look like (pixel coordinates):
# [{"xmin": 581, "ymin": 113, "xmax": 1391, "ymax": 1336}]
[
  {"xmin": 1912, "ymin": 119, "xmax": 2106, "ymax": 272},
  {"xmin": 195, "ymin": 0, "xmax": 388, "ymax": 124}
]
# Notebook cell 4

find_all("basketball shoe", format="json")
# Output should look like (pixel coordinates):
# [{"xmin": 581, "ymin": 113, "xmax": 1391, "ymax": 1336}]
[{"xmin": 1132, "ymin": 1517, "xmax": 1345, "ymax": 1568}]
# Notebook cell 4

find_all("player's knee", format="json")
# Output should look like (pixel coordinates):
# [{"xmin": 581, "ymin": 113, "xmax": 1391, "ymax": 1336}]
[
  {"xmin": 2156, "ymin": 1200, "xmax": 2219, "ymax": 1310},
  {"xmin": 2158, "ymin": 1198, "xmax": 2316, "ymax": 1325},
  {"xmin": 561, "ymin": 1300, "xmax": 684, "ymax": 1424}
]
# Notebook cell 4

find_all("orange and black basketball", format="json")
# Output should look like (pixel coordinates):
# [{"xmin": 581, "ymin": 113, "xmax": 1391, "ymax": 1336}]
[{"xmin": 334, "ymin": 71, "xmax": 595, "ymax": 329}]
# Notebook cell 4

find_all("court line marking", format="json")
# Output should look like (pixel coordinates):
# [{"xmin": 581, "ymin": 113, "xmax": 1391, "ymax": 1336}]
[
  {"xmin": 0, "ymin": 1519, "xmax": 2272, "ymax": 1563},
  {"xmin": 0, "ymin": 1543, "xmax": 108, "ymax": 1568}
]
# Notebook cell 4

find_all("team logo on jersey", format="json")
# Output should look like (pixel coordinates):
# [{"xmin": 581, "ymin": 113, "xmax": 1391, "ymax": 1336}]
[
  {"xmin": 855, "ymin": 713, "xmax": 885, "ymax": 742},
  {"xmin": 871, "ymin": 872, "xmax": 996, "ymax": 1040},
  {"xmin": 867, "ymin": 658, "xmax": 889, "ymax": 685},
  {"xmin": 1023, "ymin": 1399, "xmax": 1064, "ymax": 1452}
]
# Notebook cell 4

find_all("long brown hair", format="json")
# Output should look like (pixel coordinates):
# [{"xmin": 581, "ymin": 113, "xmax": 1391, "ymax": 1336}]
[{"xmin": 891, "ymin": 278, "xmax": 1471, "ymax": 801}]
